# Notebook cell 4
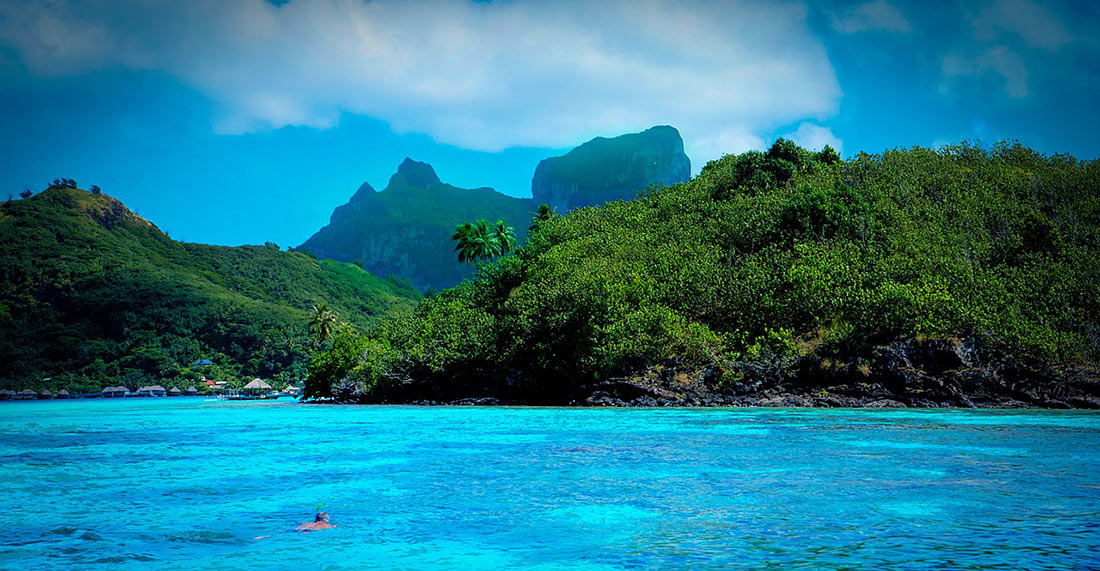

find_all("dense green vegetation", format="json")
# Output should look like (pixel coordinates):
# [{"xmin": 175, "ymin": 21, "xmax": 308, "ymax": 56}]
[
  {"xmin": 452, "ymin": 219, "xmax": 518, "ymax": 264},
  {"xmin": 307, "ymin": 140, "xmax": 1100, "ymax": 402},
  {"xmin": 0, "ymin": 186, "xmax": 421, "ymax": 393}
]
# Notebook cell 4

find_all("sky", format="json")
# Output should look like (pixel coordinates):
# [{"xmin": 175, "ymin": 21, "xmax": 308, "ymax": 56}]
[{"xmin": 1, "ymin": 0, "xmax": 1097, "ymax": 247}]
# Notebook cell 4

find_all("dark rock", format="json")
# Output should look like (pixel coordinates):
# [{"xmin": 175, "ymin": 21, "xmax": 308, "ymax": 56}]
[
  {"xmin": 450, "ymin": 397, "xmax": 500, "ymax": 406},
  {"xmin": 866, "ymin": 399, "xmax": 907, "ymax": 408},
  {"xmin": 348, "ymin": 336, "xmax": 1100, "ymax": 409}
]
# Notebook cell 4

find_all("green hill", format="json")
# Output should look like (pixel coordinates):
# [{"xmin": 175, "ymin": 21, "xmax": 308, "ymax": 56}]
[
  {"xmin": 300, "ymin": 158, "xmax": 535, "ymax": 291},
  {"xmin": 307, "ymin": 141, "xmax": 1100, "ymax": 407},
  {"xmin": 0, "ymin": 186, "xmax": 421, "ymax": 392}
]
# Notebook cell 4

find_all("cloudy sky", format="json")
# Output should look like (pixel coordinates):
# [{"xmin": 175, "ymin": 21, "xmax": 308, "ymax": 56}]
[{"xmin": 1, "ymin": 0, "xmax": 1097, "ymax": 246}]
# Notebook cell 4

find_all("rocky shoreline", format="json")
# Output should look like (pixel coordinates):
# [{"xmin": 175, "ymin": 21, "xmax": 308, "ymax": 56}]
[{"xmin": 364, "ymin": 338, "xmax": 1100, "ymax": 409}]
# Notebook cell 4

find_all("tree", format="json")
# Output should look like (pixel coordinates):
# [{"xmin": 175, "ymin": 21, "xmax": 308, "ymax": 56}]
[
  {"xmin": 452, "ymin": 219, "xmax": 517, "ymax": 264},
  {"xmin": 308, "ymin": 303, "xmax": 339, "ymax": 344},
  {"xmin": 452, "ymin": 219, "xmax": 491, "ymax": 264},
  {"xmin": 90, "ymin": 185, "xmax": 101, "ymax": 194},
  {"xmin": 817, "ymin": 145, "xmax": 841, "ymax": 165},
  {"xmin": 19, "ymin": 188, "xmax": 32, "ymax": 199},
  {"xmin": 49, "ymin": 178, "xmax": 76, "ymax": 189},
  {"xmin": 529, "ymin": 204, "xmax": 556, "ymax": 231},
  {"xmin": 304, "ymin": 329, "xmax": 367, "ymax": 399},
  {"xmin": 491, "ymin": 220, "xmax": 517, "ymax": 255}
]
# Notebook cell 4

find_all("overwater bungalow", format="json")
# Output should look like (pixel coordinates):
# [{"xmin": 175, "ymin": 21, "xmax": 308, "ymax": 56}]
[
  {"xmin": 102, "ymin": 386, "xmax": 128, "ymax": 398},
  {"xmin": 16, "ymin": 389, "xmax": 37, "ymax": 400},
  {"xmin": 168, "ymin": 387, "xmax": 181, "ymax": 396},
  {"xmin": 185, "ymin": 386, "xmax": 199, "ymax": 396},
  {"xmin": 56, "ymin": 389, "xmax": 71, "ymax": 399},
  {"xmin": 39, "ymin": 390, "xmax": 53, "ymax": 400},
  {"xmin": 136, "ymin": 385, "xmax": 167, "ymax": 397},
  {"xmin": 284, "ymin": 385, "xmax": 301, "ymax": 396},
  {"xmin": 0, "ymin": 389, "xmax": 14, "ymax": 400}
]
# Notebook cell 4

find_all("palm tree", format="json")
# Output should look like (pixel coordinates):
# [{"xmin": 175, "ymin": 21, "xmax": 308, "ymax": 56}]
[
  {"xmin": 529, "ymin": 203, "xmax": 555, "ymax": 231},
  {"xmin": 491, "ymin": 220, "xmax": 517, "ymax": 255},
  {"xmin": 308, "ymin": 303, "xmax": 339, "ymax": 344},
  {"xmin": 453, "ymin": 219, "xmax": 517, "ymax": 264},
  {"xmin": 452, "ymin": 219, "xmax": 490, "ymax": 263},
  {"xmin": 452, "ymin": 222, "xmax": 476, "ymax": 264}
]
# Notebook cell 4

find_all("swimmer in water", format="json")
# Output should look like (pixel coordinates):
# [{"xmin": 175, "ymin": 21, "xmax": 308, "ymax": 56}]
[
  {"xmin": 254, "ymin": 511, "xmax": 336, "ymax": 539},
  {"xmin": 295, "ymin": 511, "xmax": 336, "ymax": 532}
]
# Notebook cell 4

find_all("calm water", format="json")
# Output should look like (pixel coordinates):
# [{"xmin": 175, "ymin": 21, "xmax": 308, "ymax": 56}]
[{"xmin": 1, "ymin": 399, "xmax": 1098, "ymax": 570}]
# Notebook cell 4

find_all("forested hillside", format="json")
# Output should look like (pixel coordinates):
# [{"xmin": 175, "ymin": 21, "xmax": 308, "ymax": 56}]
[
  {"xmin": 308, "ymin": 141, "xmax": 1100, "ymax": 407},
  {"xmin": 0, "ymin": 186, "xmax": 421, "ymax": 392}
]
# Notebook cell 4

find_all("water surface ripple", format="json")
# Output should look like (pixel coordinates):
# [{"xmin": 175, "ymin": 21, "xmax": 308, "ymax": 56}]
[{"xmin": 1, "ymin": 399, "xmax": 1097, "ymax": 570}]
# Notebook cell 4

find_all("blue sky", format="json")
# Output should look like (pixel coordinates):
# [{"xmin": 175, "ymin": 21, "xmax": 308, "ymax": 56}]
[{"xmin": 1, "ymin": 0, "xmax": 1097, "ymax": 247}]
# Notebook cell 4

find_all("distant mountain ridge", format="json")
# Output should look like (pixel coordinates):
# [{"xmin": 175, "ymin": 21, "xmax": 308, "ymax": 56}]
[
  {"xmin": 301, "ymin": 158, "xmax": 534, "ymax": 291},
  {"xmin": 301, "ymin": 126, "xmax": 692, "ymax": 290}
]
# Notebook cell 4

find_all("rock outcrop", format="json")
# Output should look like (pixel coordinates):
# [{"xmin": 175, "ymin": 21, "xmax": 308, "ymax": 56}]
[
  {"xmin": 575, "ymin": 337, "xmax": 1100, "ymax": 409},
  {"xmin": 531, "ymin": 125, "xmax": 691, "ymax": 212},
  {"xmin": 345, "ymin": 337, "xmax": 1100, "ymax": 409}
]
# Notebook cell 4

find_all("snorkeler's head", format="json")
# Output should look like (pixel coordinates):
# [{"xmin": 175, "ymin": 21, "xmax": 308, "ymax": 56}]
[{"xmin": 315, "ymin": 511, "xmax": 330, "ymax": 522}]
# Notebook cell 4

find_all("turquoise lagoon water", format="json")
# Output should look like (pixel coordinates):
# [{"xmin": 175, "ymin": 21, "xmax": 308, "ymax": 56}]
[{"xmin": 1, "ymin": 399, "xmax": 1098, "ymax": 570}]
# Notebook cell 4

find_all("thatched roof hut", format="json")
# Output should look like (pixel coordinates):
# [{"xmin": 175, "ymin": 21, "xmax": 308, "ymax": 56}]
[
  {"xmin": 102, "ymin": 386, "xmax": 128, "ymax": 397},
  {"xmin": 40, "ymin": 390, "xmax": 53, "ymax": 399},
  {"xmin": 185, "ymin": 386, "xmax": 198, "ymax": 395},
  {"xmin": 168, "ymin": 387, "xmax": 181, "ymax": 396},
  {"xmin": 242, "ymin": 378, "xmax": 273, "ymax": 394},
  {"xmin": 17, "ymin": 389, "xmax": 37, "ymax": 400},
  {"xmin": 0, "ymin": 389, "xmax": 14, "ymax": 400},
  {"xmin": 137, "ymin": 385, "xmax": 167, "ymax": 396},
  {"xmin": 56, "ymin": 389, "xmax": 70, "ymax": 398}
]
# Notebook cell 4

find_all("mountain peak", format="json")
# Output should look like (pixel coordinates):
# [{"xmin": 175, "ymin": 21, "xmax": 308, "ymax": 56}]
[
  {"xmin": 394, "ymin": 158, "xmax": 441, "ymax": 188},
  {"xmin": 531, "ymin": 125, "xmax": 691, "ymax": 212}
]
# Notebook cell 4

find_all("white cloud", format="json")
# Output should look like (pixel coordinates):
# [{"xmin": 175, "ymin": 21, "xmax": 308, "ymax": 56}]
[
  {"xmin": 942, "ymin": 45, "xmax": 1028, "ymax": 98},
  {"xmin": 940, "ymin": 0, "xmax": 1073, "ymax": 99},
  {"xmin": 974, "ymin": 0, "xmax": 1070, "ymax": 52},
  {"xmin": 689, "ymin": 129, "xmax": 766, "ymax": 171},
  {"xmin": 0, "ymin": 0, "xmax": 840, "ymax": 166},
  {"xmin": 831, "ymin": 0, "xmax": 910, "ymax": 34},
  {"xmin": 785, "ymin": 122, "xmax": 843, "ymax": 156}
]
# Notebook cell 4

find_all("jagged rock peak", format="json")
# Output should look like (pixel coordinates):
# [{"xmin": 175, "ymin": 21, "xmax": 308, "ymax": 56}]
[{"xmin": 393, "ymin": 157, "xmax": 442, "ymax": 188}]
